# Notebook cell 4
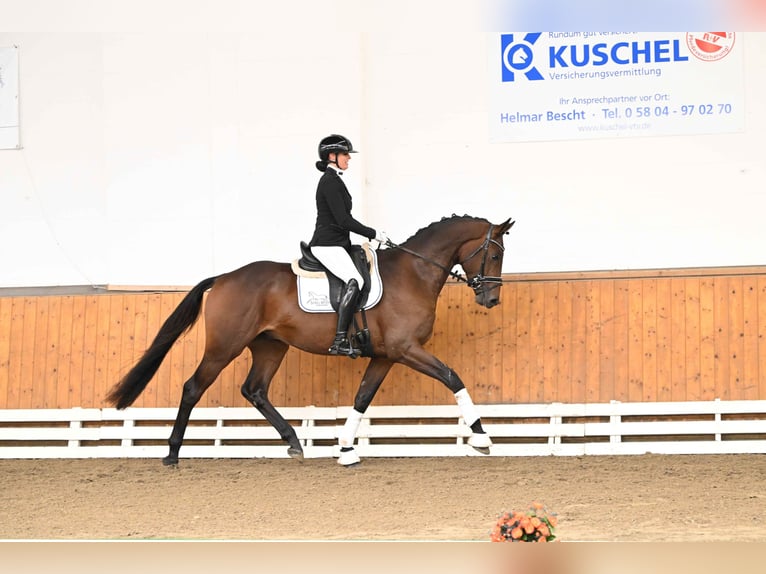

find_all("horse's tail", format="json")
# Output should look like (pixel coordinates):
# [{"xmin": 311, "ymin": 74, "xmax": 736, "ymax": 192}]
[{"xmin": 106, "ymin": 276, "xmax": 218, "ymax": 409}]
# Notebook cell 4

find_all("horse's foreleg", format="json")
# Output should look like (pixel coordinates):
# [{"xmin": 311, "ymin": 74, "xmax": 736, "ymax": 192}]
[
  {"xmin": 337, "ymin": 358, "xmax": 394, "ymax": 466},
  {"xmin": 165, "ymin": 357, "xmax": 228, "ymax": 466},
  {"xmin": 398, "ymin": 346, "xmax": 492, "ymax": 454},
  {"xmin": 240, "ymin": 338, "xmax": 302, "ymax": 459}
]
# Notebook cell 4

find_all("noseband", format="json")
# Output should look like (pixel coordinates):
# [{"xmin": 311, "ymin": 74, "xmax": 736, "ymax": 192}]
[
  {"xmin": 387, "ymin": 224, "xmax": 504, "ymax": 294},
  {"xmin": 458, "ymin": 224, "xmax": 505, "ymax": 294}
]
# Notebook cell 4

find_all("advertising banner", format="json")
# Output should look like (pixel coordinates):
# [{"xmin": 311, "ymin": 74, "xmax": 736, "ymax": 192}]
[{"xmin": 489, "ymin": 32, "xmax": 744, "ymax": 142}]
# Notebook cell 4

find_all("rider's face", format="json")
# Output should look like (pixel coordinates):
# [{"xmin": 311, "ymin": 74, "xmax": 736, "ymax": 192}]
[{"xmin": 334, "ymin": 152, "xmax": 350, "ymax": 170}]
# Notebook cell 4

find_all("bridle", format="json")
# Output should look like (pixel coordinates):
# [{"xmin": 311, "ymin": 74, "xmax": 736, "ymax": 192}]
[{"xmin": 386, "ymin": 224, "xmax": 505, "ymax": 294}]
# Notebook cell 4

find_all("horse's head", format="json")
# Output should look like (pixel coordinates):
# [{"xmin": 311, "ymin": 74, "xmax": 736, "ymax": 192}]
[{"xmin": 457, "ymin": 218, "xmax": 515, "ymax": 308}]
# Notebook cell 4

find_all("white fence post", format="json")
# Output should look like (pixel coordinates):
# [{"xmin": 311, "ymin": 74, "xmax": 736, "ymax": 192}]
[
  {"xmin": 609, "ymin": 400, "xmax": 622, "ymax": 445},
  {"xmin": 714, "ymin": 397, "xmax": 722, "ymax": 442},
  {"xmin": 121, "ymin": 419, "xmax": 135, "ymax": 448}
]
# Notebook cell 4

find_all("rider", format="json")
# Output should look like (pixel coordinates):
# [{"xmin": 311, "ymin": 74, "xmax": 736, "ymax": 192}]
[{"xmin": 309, "ymin": 134, "xmax": 388, "ymax": 357}]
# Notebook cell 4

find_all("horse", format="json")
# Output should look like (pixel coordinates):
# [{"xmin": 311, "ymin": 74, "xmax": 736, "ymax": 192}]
[{"xmin": 106, "ymin": 214, "xmax": 515, "ymax": 466}]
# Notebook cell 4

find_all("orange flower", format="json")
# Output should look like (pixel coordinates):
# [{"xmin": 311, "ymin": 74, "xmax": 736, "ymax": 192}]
[{"xmin": 491, "ymin": 503, "xmax": 557, "ymax": 543}]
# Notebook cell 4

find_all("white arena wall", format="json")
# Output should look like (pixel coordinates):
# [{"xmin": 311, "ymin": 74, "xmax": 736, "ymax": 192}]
[{"xmin": 1, "ymin": 3, "xmax": 765, "ymax": 289}]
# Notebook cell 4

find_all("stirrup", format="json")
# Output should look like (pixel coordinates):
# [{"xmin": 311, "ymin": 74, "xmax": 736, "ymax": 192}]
[{"xmin": 329, "ymin": 338, "xmax": 361, "ymax": 359}]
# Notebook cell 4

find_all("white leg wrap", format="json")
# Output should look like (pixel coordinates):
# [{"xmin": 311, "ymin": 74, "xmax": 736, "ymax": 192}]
[
  {"xmin": 468, "ymin": 432, "xmax": 493, "ymax": 449},
  {"xmin": 339, "ymin": 408, "xmax": 364, "ymax": 448},
  {"xmin": 454, "ymin": 388, "xmax": 480, "ymax": 427},
  {"xmin": 338, "ymin": 448, "xmax": 361, "ymax": 466}
]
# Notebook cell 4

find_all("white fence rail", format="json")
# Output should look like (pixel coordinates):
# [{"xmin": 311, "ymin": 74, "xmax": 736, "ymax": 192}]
[{"xmin": 1, "ymin": 400, "xmax": 766, "ymax": 459}]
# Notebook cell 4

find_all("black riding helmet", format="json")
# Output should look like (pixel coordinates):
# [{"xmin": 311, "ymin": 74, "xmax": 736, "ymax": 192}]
[{"xmin": 316, "ymin": 134, "xmax": 358, "ymax": 171}]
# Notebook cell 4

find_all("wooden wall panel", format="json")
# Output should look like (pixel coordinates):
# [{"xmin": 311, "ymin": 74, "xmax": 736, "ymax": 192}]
[
  {"xmin": 699, "ymin": 278, "xmax": 716, "ymax": 399},
  {"xmin": 585, "ymin": 280, "xmax": 602, "ymax": 403},
  {"xmin": 514, "ymin": 282, "xmax": 532, "ymax": 404},
  {"xmin": 19, "ymin": 298, "xmax": 37, "ymax": 408},
  {"xmin": 500, "ymin": 282, "xmax": 517, "ymax": 404},
  {"xmin": 0, "ymin": 298, "xmax": 11, "ymax": 408},
  {"xmin": 554, "ymin": 281, "xmax": 572, "ymax": 403},
  {"xmin": 1, "ymin": 266, "xmax": 766, "ymax": 410},
  {"xmin": 597, "ymin": 280, "xmax": 615, "ymax": 403},
  {"xmin": 759, "ymin": 277, "xmax": 766, "ymax": 400},
  {"xmin": 612, "ymin": 281, "xmax": 629, "ymax": 402},
  {"xmin": 743, "ymin": 276, "xmax": 760, "ymax": 399},
  {"xmin": 570, "ymin": 281, "xmax": 587, "ymax": 403}
]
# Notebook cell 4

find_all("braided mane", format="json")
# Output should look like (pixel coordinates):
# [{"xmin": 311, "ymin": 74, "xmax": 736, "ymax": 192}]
[{"xmin": 403, "ymin": 214, "xmax": 489, "ymax": 244}]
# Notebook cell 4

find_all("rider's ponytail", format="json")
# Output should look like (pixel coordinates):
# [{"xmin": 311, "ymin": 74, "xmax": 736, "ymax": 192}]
[{"xmin": 316, "ymin": 160, "xmax": 328, "ymax": 172}]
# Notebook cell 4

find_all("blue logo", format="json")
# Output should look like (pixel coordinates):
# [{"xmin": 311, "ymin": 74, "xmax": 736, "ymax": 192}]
[
  {"xmin": 501, "ymin": 33, "xmax": 691, "ymax": 83},
  {"xmin": 501, "ymin": 33, "xmax": 543, "ymax": 82}
]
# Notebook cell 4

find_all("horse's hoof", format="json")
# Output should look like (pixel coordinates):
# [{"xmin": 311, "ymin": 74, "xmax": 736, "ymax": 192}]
[
  {"xmin": 338, "ymin": 447, "xmax": 361, "ymax": 466},
  {"xmin": 287, "ymin": 446, "xmax": 304, "ymax": 462},
  {"xmin": 472, "ymin": 446, "xmax": 491, "ymax": 455},
  {"xmin": 468, "ymin": 432, "xmax": 493, "ymax": 449},
  {"xmin": 162, "ymin": 456, "xmax": 179, "ymax": 466}
]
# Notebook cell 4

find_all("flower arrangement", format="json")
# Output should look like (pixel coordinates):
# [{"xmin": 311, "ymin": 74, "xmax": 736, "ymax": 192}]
[{"xmin": 490, "ymin": 502, "xmax": 558, "ymax": 542}]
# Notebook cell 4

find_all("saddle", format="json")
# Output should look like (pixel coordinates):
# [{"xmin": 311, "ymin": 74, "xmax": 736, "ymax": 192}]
[
  {"xmin": 292, "ymin": 243, "xmax": 383, "ymax": 358},
  {"xmin": 291, "ymin": 242, "xmax": 383, "ymax": 313}
]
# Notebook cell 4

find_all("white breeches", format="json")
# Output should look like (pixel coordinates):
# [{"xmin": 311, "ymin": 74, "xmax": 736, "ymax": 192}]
[{"xmin": 311, "ymin": 245, "xmax": 365, "ymax": 289}]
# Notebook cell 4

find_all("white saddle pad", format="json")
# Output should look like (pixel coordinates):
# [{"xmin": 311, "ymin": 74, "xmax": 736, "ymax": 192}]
[{"xmin": 291, "ymin": 244, "xmax": 383, "ymax": 313}]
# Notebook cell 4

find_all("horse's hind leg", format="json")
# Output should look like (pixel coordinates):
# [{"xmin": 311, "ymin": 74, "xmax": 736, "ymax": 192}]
[
  {"xmin": 337, "ymin": 358, "xmax": 394, "ymax": 467},
  {"xmin": 164, "ymin": 356, "xmax": 230, "ymax": 466},
  {"xmin": 240, "ymin": 338, "xmax": 303, "ymax": 460}
]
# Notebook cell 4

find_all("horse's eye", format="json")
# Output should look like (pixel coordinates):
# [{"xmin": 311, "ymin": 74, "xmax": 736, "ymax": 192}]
[{"xmin": 491, "ymin": 254, "xmax": 500, "ymax": 261}]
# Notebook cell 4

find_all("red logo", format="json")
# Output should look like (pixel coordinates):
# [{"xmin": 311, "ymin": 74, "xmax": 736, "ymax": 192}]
[{"xmin": 686, "ymin": 32, "xmax": 736, "ymax": 61}]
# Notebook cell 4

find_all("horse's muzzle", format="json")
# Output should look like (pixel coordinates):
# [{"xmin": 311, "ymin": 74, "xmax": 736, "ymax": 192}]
[
  {"xmin": 476, "ymin": 292, "xmax": 500, "ymax": 308},
  {"xmin": 473, "ymin": 280, "xmax": 502, "ymax": 309}
]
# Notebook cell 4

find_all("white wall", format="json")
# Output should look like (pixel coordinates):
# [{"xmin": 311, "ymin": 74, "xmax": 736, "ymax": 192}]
[{"xmin": 1, "ymin": 3, "xmax": 765, "ymax": 287}]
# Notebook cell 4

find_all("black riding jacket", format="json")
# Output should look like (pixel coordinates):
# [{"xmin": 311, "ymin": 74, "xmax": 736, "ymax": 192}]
[{"xmin": 309, "ymin": 168, "xmax": 376, "ymax": 249}]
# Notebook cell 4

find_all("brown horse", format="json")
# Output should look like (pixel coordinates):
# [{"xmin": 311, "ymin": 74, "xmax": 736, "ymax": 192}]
[{"xmin": 107, "ymin": 214, "xmax": 515, "ymax": 466}]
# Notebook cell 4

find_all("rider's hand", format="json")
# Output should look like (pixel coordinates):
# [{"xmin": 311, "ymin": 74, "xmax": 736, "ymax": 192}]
[{"xmin": 375, "ymin": 230, "xmax": 389, "ymax": 244}]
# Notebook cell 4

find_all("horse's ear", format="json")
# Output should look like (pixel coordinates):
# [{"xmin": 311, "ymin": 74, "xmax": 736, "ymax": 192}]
[{"xmin": 499, "ymin": 218, "xmax": 515, "ymax": 234}]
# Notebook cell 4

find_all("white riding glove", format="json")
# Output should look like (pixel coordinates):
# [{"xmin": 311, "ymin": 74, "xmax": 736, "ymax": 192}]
[{"xmin": 375, "ymin": 230, "xmax": 389, "ymax": 245}]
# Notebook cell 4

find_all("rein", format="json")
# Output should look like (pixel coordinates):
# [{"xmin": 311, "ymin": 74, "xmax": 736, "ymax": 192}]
[{"xmin": 385, "ymin": 224, "xmax": 505, "ymax": 293}]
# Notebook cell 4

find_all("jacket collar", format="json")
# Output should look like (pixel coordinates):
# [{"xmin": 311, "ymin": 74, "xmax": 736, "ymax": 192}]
[{"xmin": 327, "ymin": 164, "xmax": 344, "ymax": 177}]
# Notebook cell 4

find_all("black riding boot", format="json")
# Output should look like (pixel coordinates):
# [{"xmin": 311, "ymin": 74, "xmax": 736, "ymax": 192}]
[{"xmin": 329, "ymin": 279, "xmax": 361, "ymax": 358}]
